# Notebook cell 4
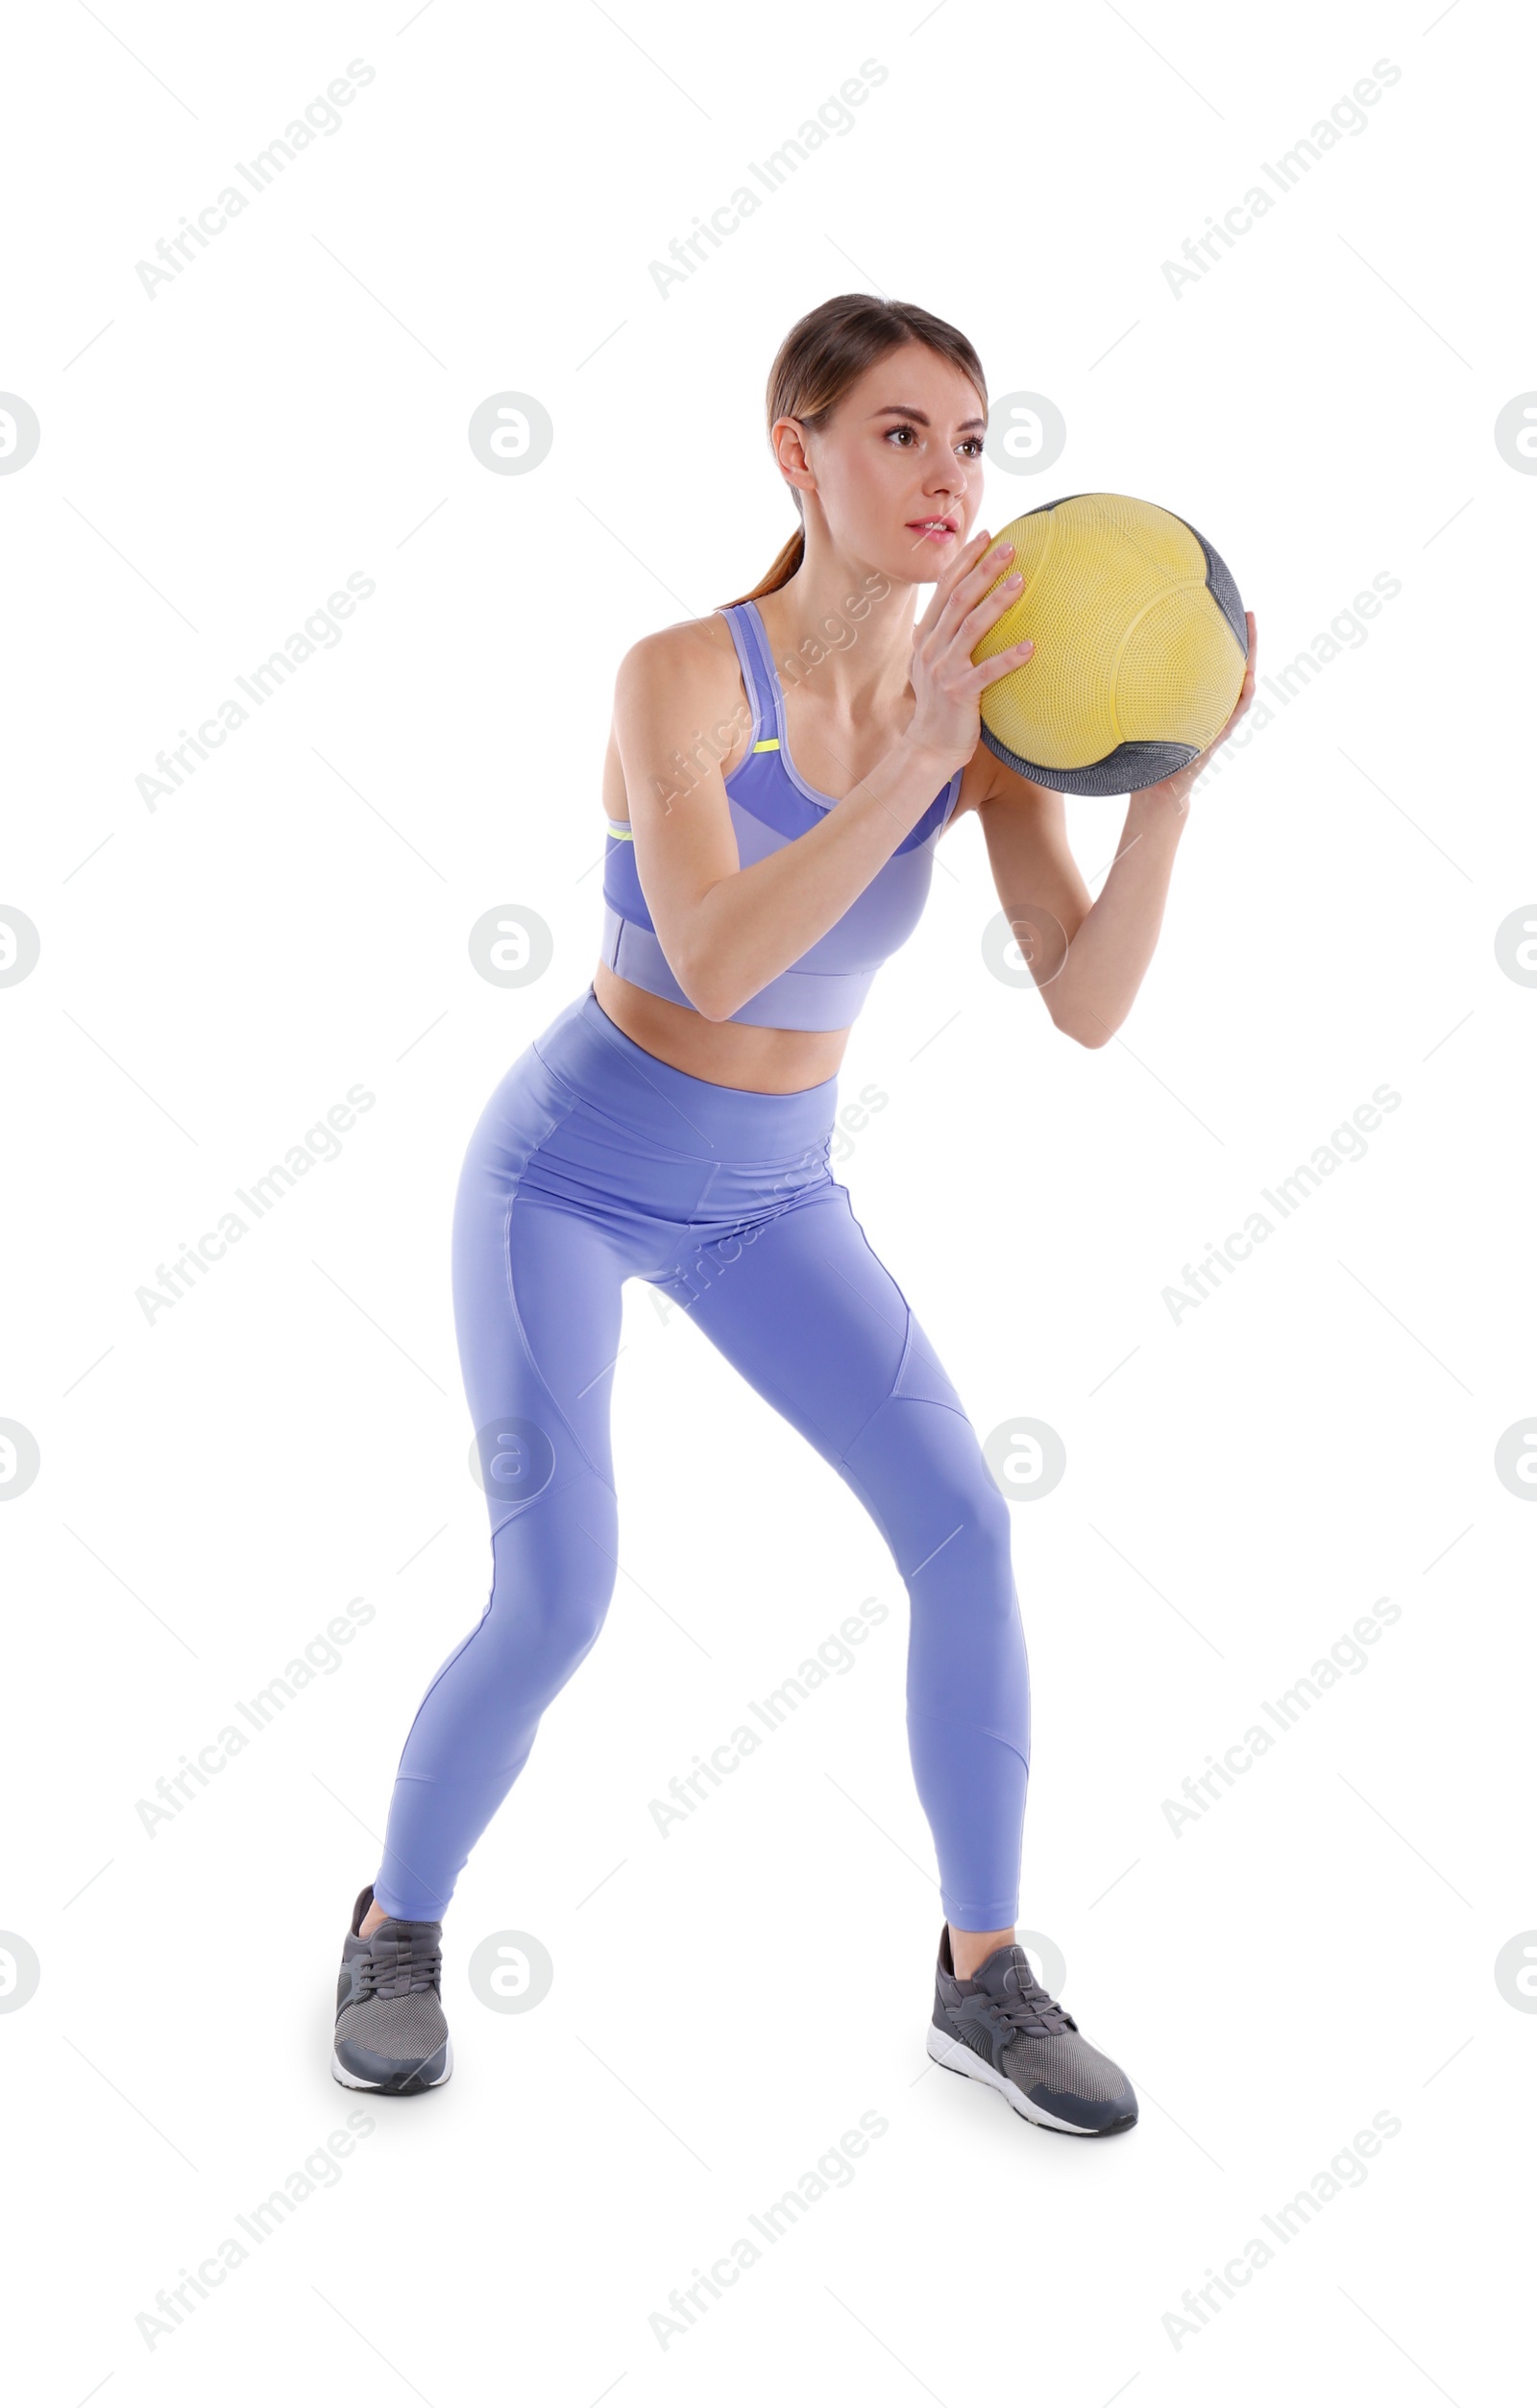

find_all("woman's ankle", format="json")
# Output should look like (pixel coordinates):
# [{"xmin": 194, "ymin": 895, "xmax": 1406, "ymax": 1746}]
[{"xmin": 949, "ymin": 1922, "xmax": 1016, "ymax": 1980}]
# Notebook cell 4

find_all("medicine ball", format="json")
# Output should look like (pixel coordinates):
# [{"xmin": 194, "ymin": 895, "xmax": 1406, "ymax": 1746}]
[{"xmin": 971, "ymin": 493, "xmax": 1248, "ymax": 794}]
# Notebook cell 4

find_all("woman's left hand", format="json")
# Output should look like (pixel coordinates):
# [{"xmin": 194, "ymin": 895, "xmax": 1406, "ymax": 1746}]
[{"xmin": 1134, "ymin": 609, "xmax": 1258, "ymax": 815}]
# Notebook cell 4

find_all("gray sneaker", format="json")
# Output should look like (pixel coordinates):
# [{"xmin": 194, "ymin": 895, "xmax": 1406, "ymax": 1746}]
[
  {"xmin": 331, "ymin": 1884, "xmax": 452, "ymax": 2095},
  {"xmin": 927, "ymin": 1924, "xmax": 1136, "ymax": 2135}
]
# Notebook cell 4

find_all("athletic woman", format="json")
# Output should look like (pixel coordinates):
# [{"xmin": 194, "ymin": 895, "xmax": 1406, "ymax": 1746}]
[{"xmin": 330, "ymin": 294, "xmax": 1257, "ymax": 2132}]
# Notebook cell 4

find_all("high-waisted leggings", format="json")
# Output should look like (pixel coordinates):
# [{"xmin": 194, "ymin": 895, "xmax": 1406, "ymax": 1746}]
[{"xmin": 373, "ymin": 985, "xmax": 1030, "ymax": 1931}]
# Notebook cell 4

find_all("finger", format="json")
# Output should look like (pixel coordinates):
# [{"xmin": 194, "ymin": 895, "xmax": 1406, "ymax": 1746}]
[
  {"xmin": 934, "ymin": 526, "xmax": 992, "ymax": 592},
  {"xmin": 1218, "ymin": 617, "xmax": 1256, "ymax": 728},
  {"xmin": 967, "ymin": 635, "xmax": 1037, "ymax": 693},
  {"xmin": 1215, "ymin": 683, "xmax": 1251, "ymax": 742},
  {"xmin": 931, "ymin": 537, "xmax": 1019, "ymax": 639},
  {"xmin": 914, "ymin": 527, "xmax": 991, "ymax": 637},
  {"xmin": 953, "ymin": 572, "xmax": 1026, "ymax": 647}
]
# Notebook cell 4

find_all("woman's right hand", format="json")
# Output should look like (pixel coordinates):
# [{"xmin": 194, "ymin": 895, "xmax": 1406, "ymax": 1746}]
[{"xmin": 905, "ymin": 527, "xmax": 1035, "ymax": 769}]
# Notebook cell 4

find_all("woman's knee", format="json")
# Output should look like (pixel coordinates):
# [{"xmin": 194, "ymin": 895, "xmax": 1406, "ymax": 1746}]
[
  {"xmin": 962, "ymin": 1461, "xmax": 1014, "ymax": 1550},
  {"xmin": 484, "ymin": 1476, "xmax": 620, "ymax": 1669},
  {"xmin": 880, "ymin": 1423, "xmax": 1015, "ymax": 1564}
]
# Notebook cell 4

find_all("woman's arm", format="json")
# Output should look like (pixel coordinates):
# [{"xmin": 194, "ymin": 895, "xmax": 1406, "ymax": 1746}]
[
  {"xmin": 974, "ymin": 610, "xmax": 1258, "ymax": 1048},
  {"xmin": 611, "ymin": 623, "xmax": 957, "ymax": 1024},
  {"xmin": 611, "ymin": 530, "xmax": 1035, "ymax": 1024}
]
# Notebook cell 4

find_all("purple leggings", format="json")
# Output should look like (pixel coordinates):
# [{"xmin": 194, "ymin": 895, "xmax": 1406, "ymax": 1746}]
[{"xmin": 373, "ymin": 985, "xmax": 1030, "ymax": 1930}]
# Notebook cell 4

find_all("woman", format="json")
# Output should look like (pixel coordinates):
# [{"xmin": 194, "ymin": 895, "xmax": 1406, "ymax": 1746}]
[{"xmin": 329, "ymin": 293, "xmax": 1256, "ymax": 2133}]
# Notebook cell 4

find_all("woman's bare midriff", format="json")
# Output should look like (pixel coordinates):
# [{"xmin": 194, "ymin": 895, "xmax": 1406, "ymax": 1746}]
[{"xmin": 590, "ymin": 960, "xmax": 849, "ymax": 1094}]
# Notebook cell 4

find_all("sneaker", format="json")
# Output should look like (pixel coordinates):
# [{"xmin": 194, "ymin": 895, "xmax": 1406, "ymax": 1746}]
[
  {"xmin": 926, "ymin": 1924, "xmax": 1136, "ymax": 2136},
  {"xmin": 331, "ymin": 1884, "xmax": 452, "ymax": 2095}
]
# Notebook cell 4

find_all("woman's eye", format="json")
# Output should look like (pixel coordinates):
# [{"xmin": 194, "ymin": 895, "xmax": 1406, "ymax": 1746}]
[{"xmin": 888, "ymin": 426, "xmax": 985, "ymax": 456}]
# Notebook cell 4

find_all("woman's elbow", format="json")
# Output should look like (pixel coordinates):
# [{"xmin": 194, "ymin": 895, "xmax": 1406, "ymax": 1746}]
[
  {"xmin": 669, "ymin": 938, "xmax": 735, "ymax": 1023},
  {"xmin": 1051, "ymin": 1002, "xmax": 1115, "ymax": 1048}
]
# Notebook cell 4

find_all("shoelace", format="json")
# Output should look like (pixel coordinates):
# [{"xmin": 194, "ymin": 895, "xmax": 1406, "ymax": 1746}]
[
  {"xmin": 987, "ymin": 1966, "xmax": 1078, "ymax": 2040},
  {"xmin": 356, "ymin": 1934, "xmax": 442, "ymax": 2003}
]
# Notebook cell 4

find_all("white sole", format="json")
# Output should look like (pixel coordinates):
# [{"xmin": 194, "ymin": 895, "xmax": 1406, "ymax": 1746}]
[
  {"xmin": 331, "ymin": 2033, "xmax": 453, "ymax": 2092},
  {"xmin": 926, "ymin": 2021, "xmax": 1099, "ymax": 2134}
]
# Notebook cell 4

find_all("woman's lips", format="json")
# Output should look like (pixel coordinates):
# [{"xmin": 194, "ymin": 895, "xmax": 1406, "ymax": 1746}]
[{"xmin": 907, "ymin": 519, "xmax": 958, "ymax": 543}]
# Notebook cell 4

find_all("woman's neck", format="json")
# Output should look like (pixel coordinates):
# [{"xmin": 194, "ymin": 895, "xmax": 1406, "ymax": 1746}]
[{"xmin": 751, "ymin": 564, "xmax": 920, "ymax": 717}]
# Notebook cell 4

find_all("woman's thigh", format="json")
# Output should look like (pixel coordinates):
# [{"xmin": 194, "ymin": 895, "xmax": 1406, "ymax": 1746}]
[
  {"xmin": 450, "ymin": 1042, "xmax": 667, "ymax": 1519},
  {"xmin": 657, "ymin": 1179, "xmax": 1012, "ymax": 1555}
]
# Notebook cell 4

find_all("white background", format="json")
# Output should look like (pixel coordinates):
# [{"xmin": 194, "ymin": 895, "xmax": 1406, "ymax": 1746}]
[{"xmin": 2, "ymin": 1, "xmax": 1531, "ymax": 2400}]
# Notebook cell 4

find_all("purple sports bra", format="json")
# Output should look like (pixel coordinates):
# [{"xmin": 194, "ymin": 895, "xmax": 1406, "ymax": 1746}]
[{"xmin": 598, "ymin": 598, "xmax": 963, "ymax": 1032}]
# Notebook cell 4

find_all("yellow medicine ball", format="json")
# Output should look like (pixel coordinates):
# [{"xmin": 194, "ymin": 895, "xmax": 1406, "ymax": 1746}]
[{"xmin": 971, "ymin": 492, "xmax": 1248, "ymax": 794}]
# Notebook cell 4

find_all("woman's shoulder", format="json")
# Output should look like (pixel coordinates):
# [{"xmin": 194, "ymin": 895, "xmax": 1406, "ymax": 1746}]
[
  {"xmin": 618, "ymin": 608, "xmax": 740, "ymax": 688},
  {"xmin": 612, "ymin": 610, "xmax": 754, "ymax": 768}
]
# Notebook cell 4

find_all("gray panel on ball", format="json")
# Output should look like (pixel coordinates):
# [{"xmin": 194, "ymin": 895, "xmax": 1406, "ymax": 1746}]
[
  {"xmin": 1173, "ymin": 515, "xmax": 1248, "ymax": 653},
  {"xmin": 980, "ymin": 726, "xmax": 1201, "ymax": 795}
]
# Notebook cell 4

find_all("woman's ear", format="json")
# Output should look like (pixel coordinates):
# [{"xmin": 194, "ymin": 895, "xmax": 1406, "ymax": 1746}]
[{"xmin": 770, "ymin": 413, "xmax": 816, "ymax": 508}]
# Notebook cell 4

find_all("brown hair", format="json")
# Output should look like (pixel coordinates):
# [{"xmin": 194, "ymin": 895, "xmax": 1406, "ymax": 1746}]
[{"xmin": 718, "ymin": 294, "xmax": 987, "ymax": 610}]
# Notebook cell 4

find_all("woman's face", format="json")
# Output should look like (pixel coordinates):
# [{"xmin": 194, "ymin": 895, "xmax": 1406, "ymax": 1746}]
[{"xmin": 776, "ymin": 341, "xmax": 988, "ymax": 584}]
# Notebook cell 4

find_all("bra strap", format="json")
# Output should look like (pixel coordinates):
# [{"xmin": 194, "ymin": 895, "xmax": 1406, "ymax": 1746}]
[
  {"xmin": 720, "ymin": 604, "xmax": 768, "ymax": 747},
  {"xmin": 735, "ymin": 601, "xmax": 784, "ymax": 745}
]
